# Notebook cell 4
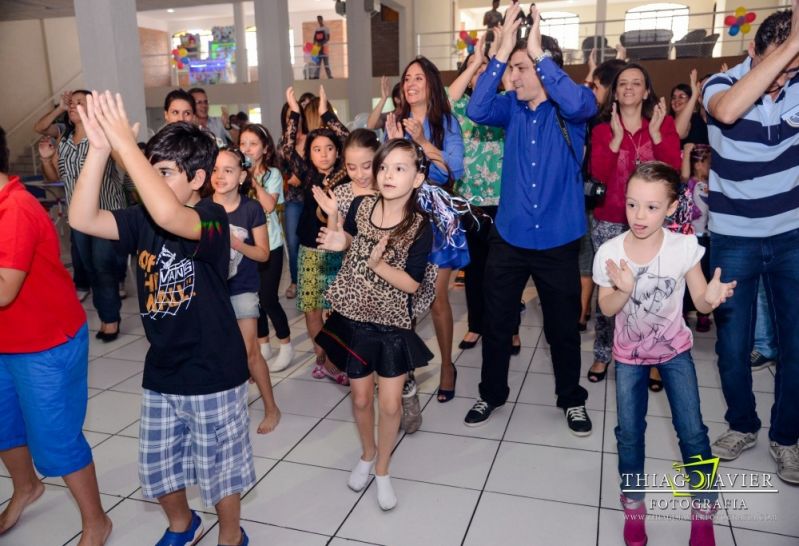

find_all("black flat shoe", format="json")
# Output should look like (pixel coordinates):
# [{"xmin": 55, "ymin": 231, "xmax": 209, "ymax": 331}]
[
  {"xmin": 510, "ymin": 344, "xmax": 521, "ymax": 356},
  {"xmin": 437, "ymin": 366, "xmax": 457, "ymax": 403},
  {"xmin": 458, "ymin": 336, "xmax": 480, "ymax": 350},
  {"xmin": 587, "ymin": 362, "xmax": 608, "ymax": 383},
  {"xmin": 578, "ymin": 321, "xmax": 588, "ymax": 332},
  {"xmin": 97, "ymin": 322, "xmax": 120, "ymax": 343}
]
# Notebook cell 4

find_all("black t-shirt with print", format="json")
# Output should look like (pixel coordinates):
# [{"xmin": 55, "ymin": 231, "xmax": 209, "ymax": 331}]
[
  {"xmin": 112, "ymin": 200, "xmax": 249, "ymax": 395},
  {"xmin": 213, "ymin": 195, "xmax": 266, "ymax": 296}
]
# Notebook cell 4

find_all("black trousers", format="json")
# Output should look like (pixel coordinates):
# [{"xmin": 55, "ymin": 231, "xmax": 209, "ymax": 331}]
[
  {"xmin": 257, "ymin": 247, "xmax": 291, "ymax": 340},
  {"xmin": 463, "ymin": 206, "xmax": 519, "ymax": 336},
  {"xmin": 479, "ymin": 227, "xmax": 588, "ymax": 409}
]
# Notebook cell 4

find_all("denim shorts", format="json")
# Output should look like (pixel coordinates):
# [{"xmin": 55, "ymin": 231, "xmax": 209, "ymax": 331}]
[
  {"xmin": 138, "ymin": 382, "xmax": 256, "ymax": 507},
  {"xmin": 0, "ymin": 324, "xmax": 93, "ymax": 477},
  {"xmin": 230, "ymin": 292, "xmax": 260, "ymax": 320}
]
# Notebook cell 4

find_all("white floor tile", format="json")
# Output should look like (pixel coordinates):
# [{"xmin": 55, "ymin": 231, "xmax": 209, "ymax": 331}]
[
  {"xmin": 84, "ymin": 391, "xmax": 142, "ymax": 434},
  {"xmin": 518, "ymin": 371, "xmax": 606, "ymax": 411},
  {"xmin": 506, "ymin": 403, "xmax": 604, "ymax": 452},
  {"xmin": 271, "ymin": 378, "xmax": 349, "ymax": 418},
  {"xmin": 732, "ymin": 528, "xmax": 799, "ymax": 545},
  {"xmin": 88, "ymin": 357, "xmax": 144, "ymax": 390},
  {"xmin": 100, "ymin": 337, "xmax": 150, "ymax": 361},
  {"xmin": 419, "ymin": 397, "xmax": 513, "ymax": 441},
  {"xmin": 389, "ymin": 431, "xmax": 499, "ymax": 490},
  {"xmin": 0, "ymin": 484, "xmax": 118, "ymax": 546},
  {"xmin": 108, "ymin": 372, "xmax": 143, "ymax": 394},
  {"xmin": 337, "ymin": 478, "xmax": 480, "ymax": 546},
  {"xmin": 198, "ymin": 520, "xmax": 329, "ymax": 545},
  {"xmin": 88, "ymin": 334, "xmax": 142, "ymax": 358},
  {"xmin": 43, "ymin": 436, "xmax": 139, "ymax": 497},
  {"xmin": 240, "ymin": 461, "xmax": 358, "ymax": 535},
  {"xmin": 465, "ymin": 491, "xmax": 597, "ymax": 545},
  {"xmin": 415, "ymin": 364, "xmax": 525, "ymax": 402},
  {"xmin": 247, "ymin": 410, "xmax": 320, "ymax": 459},
  {"xmin": 455, "ymin": 344, "xmax": 535, "ymax": 373},
  {"xmin": 486, "ymin": 442, "xmax": 602, "ymax": 505},
  {"xmin": 284, "ymin": 418, "xmax": 369, "ymax": 471},
  {"xmin": 529, "ymin": 347, "xmax": 596, "ymax": 376}
]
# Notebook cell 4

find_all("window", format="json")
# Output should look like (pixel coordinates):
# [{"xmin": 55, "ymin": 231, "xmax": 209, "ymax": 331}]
[
  {"xmin": 625, "ymin": 3, "xmax": 689, "ymax": 40},
  {"xmin": 540, "ymin": 12, "xmax": 580, "ymax": 51}
]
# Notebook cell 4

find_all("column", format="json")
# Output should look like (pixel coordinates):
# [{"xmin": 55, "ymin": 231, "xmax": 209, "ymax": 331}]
[
  {"xmin": 74, "ymin": 0, "xmax": 148, "ymax": 136},
  {"xmin": 234, "ymin": 1, "xmax": 249, "ymax": 84},
  {"xmin": 347, "ymin": 0, "xmax": 374, "ymax": 117},
  {"xmin": 254, "ymin": 0, "xmax": 293, "ymax": 137},
  {"xmin": 595, "ymin": 0, "xmax": 609, "ymax": 61}
]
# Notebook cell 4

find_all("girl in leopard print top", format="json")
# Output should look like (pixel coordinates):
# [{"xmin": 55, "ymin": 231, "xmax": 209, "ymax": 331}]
[{"xmin": 314, "ymin": 139, "xmax": 436, "ymax": 512}]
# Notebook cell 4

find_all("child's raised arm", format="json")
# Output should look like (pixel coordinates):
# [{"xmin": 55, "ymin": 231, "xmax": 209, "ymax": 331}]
[
  {"xmin": 68, "ymin": 98, "xmax": 123, "ymax": 241},
  {"xmin": 91, "ymin": 91, "xmax": 203, "ymax": 241},
  {"xmin": 686, "ymin": 265, "xmax": 736, "ymax": 314}
]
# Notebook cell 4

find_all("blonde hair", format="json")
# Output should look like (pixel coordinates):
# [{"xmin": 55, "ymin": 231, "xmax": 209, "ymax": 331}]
[{"xmin": 303, "ymin": 98, "xmax": 322, "ymax": 132}]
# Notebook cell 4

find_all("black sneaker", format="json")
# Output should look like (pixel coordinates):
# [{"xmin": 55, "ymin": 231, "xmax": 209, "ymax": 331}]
[
  {"xmin": 464, "ymin": 399, "xmax": 494, "ymax": 427},
  {"xmin": 750, "ymin": 350, "xmax": 776, "ymax": 372},
  {"xmin": 564, "ymin": 405, "xmax": 592, "ymax": 436}
]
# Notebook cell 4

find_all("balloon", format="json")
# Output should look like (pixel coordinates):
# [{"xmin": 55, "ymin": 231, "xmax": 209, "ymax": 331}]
[
  {"xmin": 178, "ymin": 47, "xmax": 188, "ymax": 57},
  {"xmin": 176, "ymin": 61, "xmax": 184, "ymax": 69},
  {"xmin": 456, "ymin": 40, "xmax": 466, "ymax": 50},
  {"xmin": 311, "ymin": 56, "xmax": 320, "ymax": 63},
  {"xmin": 737, "ymin": 16, "xmax": 745, "ymax": 25},
  {"xmin": 171, "ymin": 48, "xmax": 179, "ymax": 56},
  {"xmin": 741, "ymin": 23, "xmax": 751, "ymax": 34},
  {"xmin": 311, "ymin": 45, "xmax": 320, "ymax": 55},
  {"xmin": 303, "ymin": 42, "xmax": 312, "ymax": 53},
  {"xmin": 459, "ymin": 30, "xmax": 468, "ymax": 41},
  {"xmin": 745, "ymin": 12, "xmax": 756, "ymax": 22},
  {"xmin": 724, "ymin": 15, "xmax": 736, "ymax": 26},
  {"xmin": 467, "ymin": 43, "xmax": 475, "ymax": 54},
  {"xmin": 181, "ymin": 56, "xmax": 189, "ymax": 64},
  {"xmin": 734, "ymin": 6, "xmax": 746, "ymax": 17},
  {"xmin": 469, "ymin": 30, "xmax": 478, "ymax": 39},
  {"xmin": 728, "ymin": 25, "xmax": 740, "ymax": 36}
]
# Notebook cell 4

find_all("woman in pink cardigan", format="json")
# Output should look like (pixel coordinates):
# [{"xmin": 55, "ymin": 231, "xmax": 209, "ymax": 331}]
[{"xmin": 588, "ymin": 62, "xmax": 681, "ymax": 388}]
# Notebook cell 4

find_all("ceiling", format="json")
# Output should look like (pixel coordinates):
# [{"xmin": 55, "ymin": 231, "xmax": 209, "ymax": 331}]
[{"xmin": 0, "ymin": 0, "xmax": 337, "ymax": 21}]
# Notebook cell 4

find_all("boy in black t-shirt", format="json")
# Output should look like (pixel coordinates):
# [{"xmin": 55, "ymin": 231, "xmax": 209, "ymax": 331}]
[{"xmin": 69, "ymin": 91, "xmax": 253, "ymax": 546}]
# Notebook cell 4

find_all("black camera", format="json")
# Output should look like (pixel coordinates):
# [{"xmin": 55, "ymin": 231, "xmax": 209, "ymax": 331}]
[{"xmin": 584, "ymin": 178, "xmax": 606, "ymax": 199}]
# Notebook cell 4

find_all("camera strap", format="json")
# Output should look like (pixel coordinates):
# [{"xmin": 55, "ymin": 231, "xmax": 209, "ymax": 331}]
[{"xmin": 553, "ymin": 107, "xmax": 582, "ymax": 172}]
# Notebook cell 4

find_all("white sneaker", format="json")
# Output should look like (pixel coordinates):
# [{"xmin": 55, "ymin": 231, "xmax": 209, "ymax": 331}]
[
  {"xmin": 269, "ymin": 343, "xmax": 295, "ymax": 372},
  {"xmin": 711, "ymin": 429, "xmax": 757, "ymax": 460},
  {"xmin": 375, "ymin": 474, "xmax": 397, "ymax": 510},
  {"xmin": 769, "ymin": 441, "xmax": 799, "ymax": 484},
  {"xmin": 260, "ymin": 342, "xmax": 273, "ymax": 362}
]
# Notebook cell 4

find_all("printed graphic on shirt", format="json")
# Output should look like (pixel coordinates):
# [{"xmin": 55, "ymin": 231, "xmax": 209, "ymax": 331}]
[
  {"xmin": 619, "ymin": 265, "xmax": 679, "ymax": 363},
  {"xmin": 139, "ymin": 245, "xmax": 195, "ymax": 319},
  {"xmin": 228, "ymin": 224, "xmax": 248, "ymax": 279},
  {"xmin": 782, "ymin": 103, "xmax": 799, "ymax": 128}
]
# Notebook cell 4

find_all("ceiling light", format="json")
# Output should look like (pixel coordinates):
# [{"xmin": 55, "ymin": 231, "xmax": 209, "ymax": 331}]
[{"xmin": 167, "ymin": 8, "xmax": 175, "ymax": 13}]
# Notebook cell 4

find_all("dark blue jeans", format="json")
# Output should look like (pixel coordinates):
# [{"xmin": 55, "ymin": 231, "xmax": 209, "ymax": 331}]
[
  {"xmin": 69, "ymin": 229, "xmax": 90, "ymax": 291},
  {"xmin": 284, "ymin": 201, "xmax": 303, "ymax": 285},
  {"xmin": 754, "ymin": 279, "xmax": 777, "ymax": 360},
  {"xmin": 71, "ymin": 229, "xmax": 122, "ymax": 324},
  {"xmin": 615, "ymin": 352, "xmax": 716, "ymax": 504},
  {"xmin": 711, "ymin": 228, "xmax": 799, "ymax": 446}
]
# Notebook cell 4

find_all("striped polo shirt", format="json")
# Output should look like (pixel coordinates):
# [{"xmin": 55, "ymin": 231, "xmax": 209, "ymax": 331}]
[
  {"xmin": 58, "ymin": 132, "xmax": 126, "ymax": 211},
  {"xmin": 703, "ymin": 57, "xmax": 799, "ymax": 237}
]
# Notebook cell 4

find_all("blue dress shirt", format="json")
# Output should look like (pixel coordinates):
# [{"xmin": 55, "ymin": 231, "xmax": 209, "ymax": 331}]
[
  {"xmin": 405, "ymin": 114, "xmax": 465, "ymax": 184},
  {"xmin": 467, "ymin": 56, "xmax": 597, "ymax": 250}
]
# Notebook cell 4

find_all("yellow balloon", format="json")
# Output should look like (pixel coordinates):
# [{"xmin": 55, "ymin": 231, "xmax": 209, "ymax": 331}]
[
  {"xmin": 741, "ymin": 22, "xmax": 751, "ymax": 34},
  {"xmin": 734, "ymin": 6, "xmax": 746, "ymax": 17},
  {"xmin": 178, "ymin": 47, "xmax": 188, "ymax": 57},
  {"xmin": 469, "ymin": 30, "xmax": 478, "ymax": 39},
  {"xmin": 456, "ymin": 40, "xmax": 466, "ymax": 50}
]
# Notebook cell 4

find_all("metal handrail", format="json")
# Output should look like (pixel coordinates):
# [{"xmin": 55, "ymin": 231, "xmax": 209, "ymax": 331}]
[{"xmin": 6, "ymin": 70, "xmax": 83, "ymax": 139}]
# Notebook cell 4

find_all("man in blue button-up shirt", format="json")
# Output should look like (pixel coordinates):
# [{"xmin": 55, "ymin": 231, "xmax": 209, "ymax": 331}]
[{"xmin": 463, "ymin": 3, "xmax": 597, "ymax": 433}]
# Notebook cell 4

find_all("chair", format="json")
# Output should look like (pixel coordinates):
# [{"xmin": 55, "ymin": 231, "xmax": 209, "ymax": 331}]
[
  {"xmin": 674, "ymin": 29, "xmax": 707, "ymax": 58},
  {"xmin": 700, "ymin": 33, "xmax": 720, "ymax": 57},
  {"xmin": 581, "ymin": 36, "xmax": 617, "ymax": 63},
  {"xmin": 620, "ymin": 29, "xmax": 673, "ymax": 60}
]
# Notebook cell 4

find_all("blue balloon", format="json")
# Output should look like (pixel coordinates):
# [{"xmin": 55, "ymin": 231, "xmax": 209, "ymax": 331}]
[
  {"xmin": 181, "ymin": 56, "xmax": 190, "ymax": 64},
  {"xmin": 467, "ymin": 44, "xmax": 475, "ymax": 54},
  {"xmin": 311, "ymin": 55, "xmax": 320, "ymax": 63},
  {"xmin": 728, "ymin": 25, "xmax": 740, "ymax": 36}
]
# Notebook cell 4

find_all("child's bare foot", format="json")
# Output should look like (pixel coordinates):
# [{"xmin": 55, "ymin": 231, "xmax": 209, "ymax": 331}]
[
  {"xmin": 257, "ymin": 407, "xmax": 281, "ymax": 434},
  {"xmin": 0, "ymin": 480, "xmax": 45, "ymax": 534},
  {"xmin": 77, "ymin": 515, "xmax": 113, "ymax": 546}
]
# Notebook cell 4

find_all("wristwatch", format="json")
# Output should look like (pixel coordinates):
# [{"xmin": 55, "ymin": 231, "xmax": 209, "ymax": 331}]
[{"xmin": 533, "ymin": 50, "xmax": 552, "ymax": 65}]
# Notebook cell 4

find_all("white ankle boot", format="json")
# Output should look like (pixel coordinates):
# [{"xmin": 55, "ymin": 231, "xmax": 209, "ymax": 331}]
[{"xmin": 270, "ymin": 342, "xmax": 295, "ymax": 372}]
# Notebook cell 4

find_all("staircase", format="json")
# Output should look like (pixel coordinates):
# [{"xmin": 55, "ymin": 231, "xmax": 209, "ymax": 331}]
[{"xmin": 11, "ymin": 145, "xmax": 40, "ymax": 178}]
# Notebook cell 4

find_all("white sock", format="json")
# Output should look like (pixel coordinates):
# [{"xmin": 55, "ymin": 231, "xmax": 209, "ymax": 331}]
[
  {"xmin": 347, "ymin": 456, "xmax": 375, "ymax": 492},
  {"xmin": 260, "ymin": 342, "xmax": 273, "ymax": 362},
  {"xmin": 270, "ymin": 342, "xmax": 295, "ymax": 372},
  {"xmin": 375, "ymin": 474, "xmax": 397, "ymax": 510}
]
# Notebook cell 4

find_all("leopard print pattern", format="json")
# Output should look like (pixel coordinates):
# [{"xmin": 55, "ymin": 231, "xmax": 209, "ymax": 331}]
[{"xmin": 327, "ymin": 196, "xmax": 437, "ymax": 329}]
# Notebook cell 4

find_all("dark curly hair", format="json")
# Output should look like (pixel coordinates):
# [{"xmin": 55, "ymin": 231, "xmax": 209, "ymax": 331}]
[{"xmin": 754, "ymin": 9, "xmax": 793, "ymax": 56}]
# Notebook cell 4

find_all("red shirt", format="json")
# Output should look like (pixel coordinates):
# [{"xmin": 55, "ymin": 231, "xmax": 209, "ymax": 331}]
[
  {"xmin": 590, "ymin": 115, "xmax": 682, "ymax": 224},
  {"xmin": 0, "ymin": 177, "xmax": 85, "ymax": 353}
]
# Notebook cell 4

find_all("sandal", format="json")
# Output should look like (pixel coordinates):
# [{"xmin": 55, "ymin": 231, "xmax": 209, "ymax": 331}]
[
  {"xmin": 587, "ymin": 361, "xmax": 608, "ymax": 383},
  {"xmin": 437, "ymin": 365, "xmax": 457, "ymax": 403},
  {"xmin": 648, "ymin": 369, "xmax": 663, "ymax": 392}
]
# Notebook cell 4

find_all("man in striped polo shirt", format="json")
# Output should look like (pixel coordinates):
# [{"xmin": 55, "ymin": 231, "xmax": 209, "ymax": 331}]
[{"xmin": 703, "ymin": 4, "xmax": 799, "ymax": 484}]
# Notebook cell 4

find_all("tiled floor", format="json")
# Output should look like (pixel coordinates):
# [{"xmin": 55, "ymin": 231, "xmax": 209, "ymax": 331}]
[{"xmin": 2, "ymin": 275, "xmax": 796, "ymax": 545}]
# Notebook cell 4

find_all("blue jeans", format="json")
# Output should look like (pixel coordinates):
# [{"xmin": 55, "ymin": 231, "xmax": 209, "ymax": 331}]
[
  {"xmin": 753, "ymin": 279, "xmax": 777, "ymax": 360},
  {"xmin": 71, "ymin": 229, "xmax": 122, "ymax": 324},
  {"xmin": 711, "ymin": 228, "xmax": 799, "ymax": 445},
  {"xmin": 284, "ymin": 201, "xmax": 303, "ymax": 285},
  {"xmin": 69, "ymin": 229, "xmax": 90, "ymax": 291},
  {"xmin": 615, "ymin": 352, "xmax": 716, "ymax": 504}
]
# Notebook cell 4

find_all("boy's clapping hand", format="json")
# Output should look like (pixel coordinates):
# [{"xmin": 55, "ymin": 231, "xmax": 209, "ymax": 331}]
[{"xmin": 84, "ymin": 91, "xmax": 140, "ymax": 153}]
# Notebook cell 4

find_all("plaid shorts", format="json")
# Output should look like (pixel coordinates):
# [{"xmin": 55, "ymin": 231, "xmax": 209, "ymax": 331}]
[{"xmin": 138, "ymin": 383, "xmax": 255, "ymax": 507}]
